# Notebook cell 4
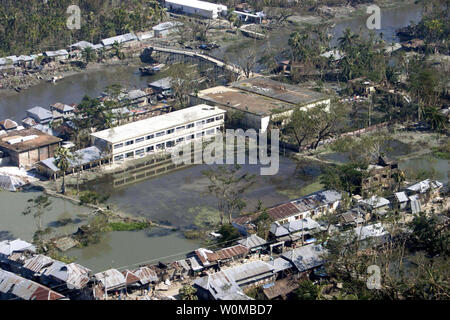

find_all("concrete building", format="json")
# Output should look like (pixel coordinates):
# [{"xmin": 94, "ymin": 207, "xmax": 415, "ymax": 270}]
[
  {"xmin": 362, "ymin": 157, "xmax": 400, "ymax": 195},
  {"xmin": 193, "ymin": 77, "xmax": 330, "ymax": 131},
  {"xmin": 26, "ymin": 106, "xmax": 53, "ymax": 124},
  {"xmin": 165, "ymin": 0, "xmax": 227, "ymax": 19},
  {"xmin": 0, "ymin": 128, "xmax": 61, "ymax": 168},
  {"xmin": 90, "ymin": 104, "xmax": 226, "ymax": 163}
]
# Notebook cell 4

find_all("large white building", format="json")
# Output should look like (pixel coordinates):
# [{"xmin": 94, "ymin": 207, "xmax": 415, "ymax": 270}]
[
  {"xmin": 165, "ymin": 0, "xmax": 227, "ymax": 19},
  {"xmin": 91, "ymin": 104, "xmax": 226, "ymax": 163}
]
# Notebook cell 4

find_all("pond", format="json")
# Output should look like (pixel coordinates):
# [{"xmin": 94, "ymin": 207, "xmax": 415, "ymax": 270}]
[
  {"xmin": 399, "ymin": 155, "xmax": 449, "ymax": 184},
  {"xmin": 84, "ymin": 156, "xmax": 324, "ymax": 228},
  {"xmin": 319, "ymin": 139, "xmax": 414, "ymax": 163}
]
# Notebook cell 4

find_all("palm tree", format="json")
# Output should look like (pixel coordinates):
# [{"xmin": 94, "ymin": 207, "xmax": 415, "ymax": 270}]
[
  {"xmin": 338, "ymin": 28, "xmax": 359, "ymax": 53},
  {"xmin": 288, "ymin": 32, "xmax": 303, "ymax": 61},
  {"xmin": 54, "ymin": 147, "xmax": 73, "ymax": 194},
  {"xmin": 111, "ymin": 41, "xmax": 125, "ymax": 60},
  {"xmin": 423, "ymin": 106, "xmax": 447, "ymax": 131},
  {"xmin": 179, "ymin": 285, "xmax": 198, "ymax": 300},
  {"xmin": 82, "ymin": 47, "xmax": 96, "ymax": 66},
  {"xmin": 97, "ymin": 47, "xmax": 107, "ymax": 63}
]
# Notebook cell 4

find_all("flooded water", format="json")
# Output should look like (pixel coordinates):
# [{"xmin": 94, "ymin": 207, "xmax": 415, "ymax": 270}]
[
  {"xmin": 85, "ymin": 156, "xmax": 323, "ymax": 228},
  {"xmin": 329, "ymin": 3, "xmax": 423, "ymax": 46},
  {"xmin": 0, "ymin": 189, "xmax": 91, "ymax": 242},
  {"xmin": 320, "ymin": 139, "xmax": 414, "ymax": 163},
  {"xmin": 0, "ymin": 64, "xmax": 159, "ymax": 121},
  {"xmin": 400, "ymin": 156, "xmax": 449, "ymax": 183},
  {"xmin": 0, "ymin": 2, "xmax": 427, "ymax": 272},
  {"xmin": 212, "ymin": 2, "xmax": 423, "ymax": 69},
  {"xmin": 66, "ymin": 228, "xmax": 203, "ymax": 273},
  {"xmin": 0, "ymin": 188, "xmax": 202, "ymax": 272},
  {"xmin": 0, "ymin": 3, "xmax": 424, "ymax": 121}
]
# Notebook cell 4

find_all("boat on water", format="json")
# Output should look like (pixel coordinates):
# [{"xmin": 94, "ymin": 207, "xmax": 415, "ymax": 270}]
[
  {"xmin": 48, "ymin": 75, "xmax": 63, "ymax": 83},
  {"xmin": 139, "ymin": 63, "xmax": 166, "ymax": 76}
]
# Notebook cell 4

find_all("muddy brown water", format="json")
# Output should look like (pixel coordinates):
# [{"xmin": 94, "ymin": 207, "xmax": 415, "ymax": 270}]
[{"xmin": 0, "ymin": 65, "xmax": 160, "ymax": 121}]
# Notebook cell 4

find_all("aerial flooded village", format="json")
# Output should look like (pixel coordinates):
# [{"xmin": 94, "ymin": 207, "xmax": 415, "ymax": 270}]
[{"xmin": 0, "ymin": 0, "xmax": 448, "ymax": 303}]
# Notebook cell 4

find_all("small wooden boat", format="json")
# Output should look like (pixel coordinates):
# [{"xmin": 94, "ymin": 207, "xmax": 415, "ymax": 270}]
[
  {"xmin": 139, "ymin": 63, "xmax": 166, "ymax": 76},
  {"xmin": 49, "ymin": 75, "xmax": 63, "ymax": 83}
]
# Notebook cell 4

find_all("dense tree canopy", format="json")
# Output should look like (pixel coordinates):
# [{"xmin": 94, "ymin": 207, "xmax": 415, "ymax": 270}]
[{"xmin": 0, "ymin": 0, "xmax": 164, "ymax": 56}]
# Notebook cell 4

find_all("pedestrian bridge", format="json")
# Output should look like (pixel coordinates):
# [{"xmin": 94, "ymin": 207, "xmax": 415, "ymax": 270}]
[{"xmin": 147, "ymin": 46, "xmax": 260, "ymax": 80}]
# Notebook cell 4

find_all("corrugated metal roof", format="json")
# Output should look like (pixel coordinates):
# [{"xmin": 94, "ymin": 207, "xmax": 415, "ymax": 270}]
[
  {"xmin": 152, "ymin": 21, "xmax": 183, "ymax": 31},
  {"xmin": 0, "ymin": 239, "xmax": 36, "ymax": 257},
  {"xmin": 194, "ymin": 270, "xmax": 240, "ymax": 300},
  {"xmin": 0, "ymin": 119, "xmax": 18, "ymax": 130},
  {"xmin": 94, "ymin": 269, "xmax": 126, "ymax": 290},
  {"xmin": 360, "ymin": 196, "xmax": 390, "ymax": 209},
  {"xmin": 23, "ymin": 254, "xmax": 54, "ymax": 273},
  {"xmin": 189, "ymin": 257, "xmax": 203, "ymax": 271},
  {"xmin": 292, "ymin": 190, "xmax": 342, "ymax": 213},
  {"xmin": 395, "ymin": 192, "xmax": 409, "ymax": 203},
  {"xmin": 237, "ymin": 234, "xmax": 267, "ymax": 249},
  {"xmin": 121, "ymin": 270, "xmax": 141, "ymax": 285},
  {"xmin": 101, "ymin": 33, "xmax": 137, "ymax": 46},
  {"xmin": 206, "ymin": 245, "xmax": 249, "ymax": 262},
  {"xmin": 27, "ymin": 106, "xmax": 53, "ymax": 121},
  {"xmin": 263, "ymin": 277, "xmax": 299, "ymax": 299},
  {"xmin": 44, "ymin": 262, "xmax": 91, "ymax": 289},
  {"xmin": 133, "ymin": 267, "xmax": 158, "ymax": 284},
  {"xmin": 176, "ymin": 259, "xmax": 190, "ymax": 271},
  {"xmin": 354, "ymin": 223, "xmax": 389, "ymax": 241},
  {"xmin": 268, "ymin": 258, "xmax": 293, "ymax": 273},
  {"xmin": 0, "ymin": 175, "xmax": 26, "ymax": 192},
  {"xmin": 268, "ymin": 202, "xmax": 300, "ymax": 220},
  {"xmin": 283, "ymin": 218, "xmax": 321, "ymax": 233},
  {"xmin": 281, "ymin": 244, "xmax": 326, "ymax": 273},
  {"xmin": 44, "ymin": 49, "xmax": 69, "ymax": 57},
  {"xmin": 0, "ymin": 269, "xmax": 65, "ymax": 300},
  {"xmin": 407, "ymin": 179, "xmax": 443, "ymax": 194},
  {"xmin": 223, "ymin": 260, "xmax": 274, "ymax": 286},
  {"xmin": 40, "ymin": 146, "xmax": 104, "ymax": 173},
  {"xmin": 270, "ymin": 223, "xmax": 289, "ymax": 237},
  {"xmin": 70, "ymin": 41, "xmax": 94, "ymax": 50}
]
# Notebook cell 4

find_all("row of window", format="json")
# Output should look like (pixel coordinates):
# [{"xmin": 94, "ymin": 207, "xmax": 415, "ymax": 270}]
[
  {"xmin": 113, "ymin": 127, "xmax": 222, "ymax": 161},
  {"xmin": 113, "ymin": 115, "xmax": 224, "ymax": 150}
]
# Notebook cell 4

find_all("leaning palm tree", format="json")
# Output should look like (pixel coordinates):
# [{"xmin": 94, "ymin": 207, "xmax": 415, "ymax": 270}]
[
  {"xmin": 82, "ymin": 47, "xmax": 96, "ymax": 66},
  {"xmin": 54, "ymin": 147, "xmax": 74, "ymax": 194}
]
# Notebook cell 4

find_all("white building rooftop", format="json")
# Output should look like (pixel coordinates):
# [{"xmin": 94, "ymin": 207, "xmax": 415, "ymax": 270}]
[
  {"xmin": 91, "ymin": 104, "xmax": 226, "ymax": 144},
  {"xmin": 166, "ymin": 0, "xmax": 227, "ymax": 12}
]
